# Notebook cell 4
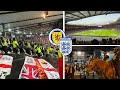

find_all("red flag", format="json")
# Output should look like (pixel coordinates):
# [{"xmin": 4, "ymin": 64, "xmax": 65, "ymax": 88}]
[{"xmin": 57, "ymin": 56, "xmax": 63, "ymax": 79}]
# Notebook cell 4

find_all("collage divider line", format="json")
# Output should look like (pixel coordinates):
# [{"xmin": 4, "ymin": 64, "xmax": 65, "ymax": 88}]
[
  {"xmin": 63, "ymin": 11, "xmax": 65, "ymax": 79},
  {"xmin": 72, "ymin": 45, "xmax": 120, "ymax": 46}
]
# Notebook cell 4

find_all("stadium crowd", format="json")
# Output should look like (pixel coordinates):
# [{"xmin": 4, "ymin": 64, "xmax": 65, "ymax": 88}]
[
  {"xmin": 0, "ymin": 36, "xmax": 62, "ymax": 59},
  {"xmin": 72, "ymin": 38, "xmax": 120, "ymax": 45}
]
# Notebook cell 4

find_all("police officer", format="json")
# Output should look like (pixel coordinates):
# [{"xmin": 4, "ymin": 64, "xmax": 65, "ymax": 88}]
[
  {"xmin": 49, "ymin": 46, "xmax": 52, "ymax": 56},
  {"xmin": 36, "ymin": 44, "xmax": 42, "ymax": 57},
  {"xmin": 46, "ymin": 46, "xmax": 50, "ymax": 58},
  {"xmin": 7, "ymin": 38, "xmax": 11, "ymax": 53},
  {"xmin": 56, "ymin": 48, "xmax": 63, "ymax": 58},
  {"xmin": 12, "ymin": 38, "xmax": 19, "ymax": 54},
  {"xmin": 40, "ymin": 44, "xmax": 44, "ymax": 55},
  {"xmin": 1, "ymin": 38, "xmax": 8, "ymax": 54},
  {"xmin": 27, "ymin": 41, "xmax": 31, "ymax": 49},
  {"xmin": 54, "ymin": 46, "xmax": 58, "ymax": 57},
  {"xmin": 33, "ymin": 43, "xmax": 37, "ymax": 54},
  {"xmin": 25, "ymin": 41, "xmax": 32, "ymax": 55}
]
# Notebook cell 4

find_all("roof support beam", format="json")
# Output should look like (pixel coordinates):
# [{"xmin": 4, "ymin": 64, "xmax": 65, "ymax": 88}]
[
  {"xmin": 0, "ymin": 11, "xmax": 26, "ymax": 15},
  {"xmin": 104, "ymin": 11, "xmax": 112, "ymax": 15},
  {"xmin": 66, "ymin": 11, "xmax": 81, "ymax": 18},
  {"xmin": 88, "ymin": 11, "xmax": 91, "ymax": 16},
  {"xmin": 1, "ymin": 13, "xmax": 63, "ymax": 25},
  {"xmin": 5, "ymin": 19, "xmax": 60, "ymax": 31},
  {"xmin": 99, "ymin": 11, "xmax": 104, "ymax": 15},
  {"xmin": 65, "ymin": 15, "xmax": 77, "ymax": 19},
  {"xmin": 78, "ymin": 11, "xmax": 86, "ymax": 18},
  {"xmin": 65, "ymin": 17, "xmax": 81, "ymax": 23},
  {"xmin": 94, "ymin": 11, "xmax": 97, "ymax": 15}
]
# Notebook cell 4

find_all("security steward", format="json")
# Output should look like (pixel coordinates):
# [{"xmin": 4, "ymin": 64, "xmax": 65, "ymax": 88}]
[
  {"xmin": 25, "ymin": 41, "xmax": 32, "ymax": 55},
  {"xmin": 40, "ymin": 44, "xmax": 44, "ymax": 55},
  {"xmin": 12, "ymin": 38, "xmax": 19, "ymax": 54},
  {"xmin": 33, "ymin": 43, "xmax": 37, "ymax": 54},
  {"xmin": 46, "ymin": 46, "xmax": 50, "ymax": 58},
  {"xmin": 7, "ymin": 38, "xmax": 11, "ymax": 52},
  {"xmin": 1, "ymin": 38, "xmax": 8, "ymax": 54},
  {"xmin": 56, "ymin": 48, "xmax": 63, "ymax": 58},
  {"xmin": 36, "ymin": 44, "xmax": 42, "ymax": 57}
]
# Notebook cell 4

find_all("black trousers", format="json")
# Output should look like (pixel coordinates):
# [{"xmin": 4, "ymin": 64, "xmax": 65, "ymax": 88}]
[
  {"xmin": 41, "ymin": 50, "xmax": 44, "ymax": 55},
  {"xmin": 26, "ymin": 48, "xmax": 31, "ymax": 55},
  {"xmin": 68, "ymin": 73, "xmax": 74, "ymax": 79},
  {"xmin": 36, "ymin": 51, "xmax": 42, "ymax": 57},
  {"xmin": 2, "ymin": 46, "xmax": 8, "ymax": 54},
  {"xmin": 65, "ymin": 73, "xmax": 68, "ymax": 79},
  {"xmin": 13, "ymin": 48, "xmax": 18, "ymax": 54},
  {"xmin": 8, "ymin": 46, "xmax": 12, "ymax": 52}
]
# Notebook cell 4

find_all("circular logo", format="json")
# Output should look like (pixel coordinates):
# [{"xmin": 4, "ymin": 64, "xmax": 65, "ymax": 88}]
[{"xmin": 49, "ymin": 28, "xmax": 65, "ymax": 45}]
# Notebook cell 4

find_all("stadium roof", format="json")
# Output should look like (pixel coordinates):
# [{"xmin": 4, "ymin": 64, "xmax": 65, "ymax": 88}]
[
  {"xmin": 0, "ymin": 11, "xmax": 63, "ymax": 34},
  {"xmin": 65, "ymin": 11, "xmax": 120, "ymax": 23}
]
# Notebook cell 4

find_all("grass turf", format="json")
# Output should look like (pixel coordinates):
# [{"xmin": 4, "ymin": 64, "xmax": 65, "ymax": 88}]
[{"xmin": 73, "ymin": 29, "xmax": 120, "ymax": 37}]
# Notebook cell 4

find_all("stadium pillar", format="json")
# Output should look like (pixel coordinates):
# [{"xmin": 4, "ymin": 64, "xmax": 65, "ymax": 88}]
[{"xmin": 1, "ymin": 23, "xmax": 6, "ymax": 37}]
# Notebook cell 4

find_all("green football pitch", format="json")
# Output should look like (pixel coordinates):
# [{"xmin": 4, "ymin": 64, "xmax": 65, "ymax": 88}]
[{"xmin": 73, "ymin": 29, "xmax": 120, "ymax": 37}]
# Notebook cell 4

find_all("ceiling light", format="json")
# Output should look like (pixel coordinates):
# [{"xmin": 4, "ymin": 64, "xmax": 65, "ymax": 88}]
[
  {"xmin": 107, "ymin": 53, "xmax": 109, "ymax": 55},
  {"xmin": 42, "ymin": 11, "xmax": 48, "ymax": 19},
  {"xmin": 8, "ymin": 28, "xmax": 11, "ymax": 31},
  {"xmin": 77, "ymin": 51, "xmax": 81, "ymax": 56},
  {"xmin": 17, "ymin": 31, "xmax": 20, "ymax": 34},
  {"xmin": 42, "ymin": 13, "xmax": 46, "ymax": 19}
]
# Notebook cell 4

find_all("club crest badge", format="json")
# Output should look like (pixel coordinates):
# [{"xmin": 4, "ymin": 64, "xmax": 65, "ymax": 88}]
[
  {"xmin": 49, "ymin": 28, "xmax": 65, "ymax": 45},
  {"xmin": 60, "ymin": 38, "xmax": 72, "ymax": 55}
]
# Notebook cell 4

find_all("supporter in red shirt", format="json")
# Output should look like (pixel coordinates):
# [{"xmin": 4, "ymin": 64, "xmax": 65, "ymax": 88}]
[{"xmin": 57, "ymin": 56, "xmax": 63, "ymax": 79}]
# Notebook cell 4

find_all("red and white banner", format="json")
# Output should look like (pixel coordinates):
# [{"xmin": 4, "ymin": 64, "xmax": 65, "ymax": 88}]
[
  {"xmin": 19, "ymin": 56, "xmax": 60, "ymax": 79},
  {"xmin": 0, "ymin": 54, "xmax": 13, "ymax": 79}
]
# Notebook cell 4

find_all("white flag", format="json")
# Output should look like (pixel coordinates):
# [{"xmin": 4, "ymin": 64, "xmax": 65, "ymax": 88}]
[{"xmin": 0, "ymin": 55, "xmax": 13, "ymax": 79}]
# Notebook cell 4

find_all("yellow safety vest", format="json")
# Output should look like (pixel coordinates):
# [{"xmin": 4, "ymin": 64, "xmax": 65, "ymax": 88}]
[
  {"xmin": 47, "ymin": 48, "xmax": 50, "ymax": 54},
  {"xmin": 57, "ymin": 50, "xmax": 62, "ymax": 58},
  {"xmin": 54, "ymin": 48, "xmax": 57, "ymax": 52},
  {"xmin": 49, "ymin": 47, "xmax": 52, "ymax": 53},
  {"xmin": 7, "ymin": 40, "xmax": 10, "ymax": 45},
  {"xmin": 27, "ymin": 42, "xmax": 31, "ymax": 48},
  {"xmin": 40, "ymin": 45, "xmax": 43, "ymax": 50},
  {"xmin": 34, "ymin": 45, "xmax": 37, "ymax": 51},
  {"xmin": 2, "ymin": 40, "xmax": 8, "ymax": 46},
  {"xmin": 37, "ymin": 46, "xmax": 41, "ymax": 53},
  {"xmin": 12, "ymin": 40, "xmax": 18, "ymax": 48}
]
